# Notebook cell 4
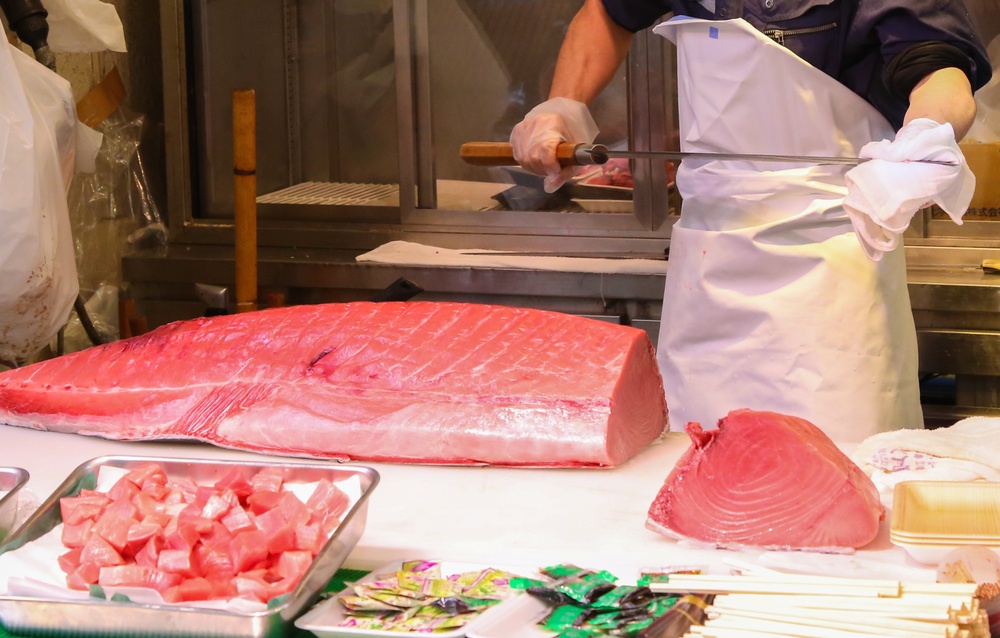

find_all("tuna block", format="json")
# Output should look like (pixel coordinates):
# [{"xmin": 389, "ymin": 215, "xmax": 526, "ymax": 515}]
[
  {"xmin": 647, "ymin": 409, "xmax": 884, "ymax": 550},
  {"xmin": 0, "ymin": 302, "xmax": 667, "ymax": 467}
]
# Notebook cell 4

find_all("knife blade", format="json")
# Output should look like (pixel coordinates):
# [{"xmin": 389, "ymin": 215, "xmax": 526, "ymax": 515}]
[{"xmin": 459, "ymin": 141, "xmax": 957, "ymax": 167}]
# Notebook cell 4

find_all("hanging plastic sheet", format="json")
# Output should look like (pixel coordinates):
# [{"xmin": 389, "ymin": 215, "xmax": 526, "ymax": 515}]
[
  {"xmin": 60, "ymin": 66, "xmax": 166, "ymax": 352},
  {"xmin": 0, "ymin": 43, "xmax": 101, "ymax": 365}
]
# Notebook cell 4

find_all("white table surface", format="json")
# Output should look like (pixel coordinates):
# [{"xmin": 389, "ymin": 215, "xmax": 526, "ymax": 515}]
[{"xmin": 0, "ymin": 425, "xmax": 936, "ymax": 583}]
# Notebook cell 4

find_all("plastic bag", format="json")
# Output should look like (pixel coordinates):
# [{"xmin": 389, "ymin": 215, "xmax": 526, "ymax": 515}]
[
  {"xmin": 67, "ymin": 66, "xmax": 166, "ymax": 349},
  {"xmin": 0, "ymin": 43, "xmax": 88, "ymax": 365},
  {"xmin": 43, "ymin": 0, "xmax": 127, "ymax": 53}
]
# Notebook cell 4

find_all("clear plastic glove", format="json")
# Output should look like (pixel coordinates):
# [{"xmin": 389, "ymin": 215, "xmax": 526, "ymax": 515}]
[
  {"xmin": 843, "ymin": 118, "xmax": 976, "ymax": 261},
  {"xmin": 509, "ymin": 97, "xmax": 599, "ymax": 193}
]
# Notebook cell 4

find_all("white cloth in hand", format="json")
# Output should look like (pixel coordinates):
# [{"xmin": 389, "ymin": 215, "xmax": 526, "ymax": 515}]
[
  {"xmin": 844, "ymin": 118, "xmax": 976, "ymax": 261},
  {"xmin": 509, "ymin": 97, "xmax": 598, "ymax": 193}
]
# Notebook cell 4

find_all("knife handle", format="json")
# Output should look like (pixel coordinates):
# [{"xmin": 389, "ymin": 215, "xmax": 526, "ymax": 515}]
[{"xmin": 459, "ymin": 142, "xmax": 599, "ymax": 166}]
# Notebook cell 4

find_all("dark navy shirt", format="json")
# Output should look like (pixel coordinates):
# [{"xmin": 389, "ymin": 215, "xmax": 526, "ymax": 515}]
[{"xmin": 602, "ymin": 0, "xmax": 992, "ymax": 129}]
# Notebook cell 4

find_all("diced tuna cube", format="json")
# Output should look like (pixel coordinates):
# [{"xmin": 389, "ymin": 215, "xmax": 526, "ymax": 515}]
[
  {"xmin": 157, "ymin": 548, "xmax": 197, "ymax": 577},
  {"xmin": 80, "ymin": 534, "xmax": 124, "ymax": 567},
  {"xmin": 66, "ymin": 561, "xmax": 101, "ymax": 590},
  {"xmin": 294, "ymin": 523, "xmax": 326, "ymax": 555},
  {"xmin": 59, "ymin": 494, "xmax": 110, "ymax": 525},
  {"xmin": 193, "ymin": 543, "xmax": 235, "ymax": 578},
  {"xmin": 57, "ymin": 547, "xmax": 83, "ymax": 574},
  {"xmin": 98, "ymin": 564, "xmax": 180, "ymax": 593},
  {"xmin": 250, "ymin": 468, "xmax": 285, "ymax": 493},
  {"xmin": 305, "ymin": 479, "xmax": 349, "ymax": 524},
  {"xmin": 199, "ymin": 493, "xmax": 232, "ymax": 520},
  {"xmin": 124, "ymin": 521, "xmax": 163, "ymax": 558},
  {"xmin": 123, "ymin": 462, "xmax": 168, "ymax": 490},
  {"xmin": 107, "ymin": 477, "xmax": 140, "ymax": 502},
  {"xmin": 134, "ymin": 535, "xmax": 163, "ymax": 569},
  {"xmin": 246, "ymin": 490, "xmax": 281, "ymax": 515},
  {"xmin": 219, "ymin": 502, "xmax": 255, "ymax": 534},
  {"xmin": 273, "ymin": 550, "xmax": 312, "ymax": 581},
  {"xmin": 61, "ymin": 519, "xmax": 94, "ymax": 549},
  {"xmin": 229, "ymin": 530, "xmax": 269, "ymax": 573}
]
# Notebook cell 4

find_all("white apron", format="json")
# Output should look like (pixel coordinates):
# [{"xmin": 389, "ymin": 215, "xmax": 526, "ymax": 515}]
[{"xmin": 652, "ymin": 17, "xmax": 922, "ymax": 442}]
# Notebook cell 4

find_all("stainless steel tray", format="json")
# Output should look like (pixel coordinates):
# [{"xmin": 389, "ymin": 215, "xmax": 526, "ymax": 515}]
[
  {"xmin": 0, "ymin": 455, "xmax": 379, "ymax": 637},
  {"xmin": 0, "ymin": 466, "xmax": 29, "ymax": 544}
]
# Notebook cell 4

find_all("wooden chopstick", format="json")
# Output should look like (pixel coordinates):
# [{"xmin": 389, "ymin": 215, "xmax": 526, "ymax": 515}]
[
  {"xmin": 711, "ymin": 594, "xmax": 961, "ymax": 621},
  {"xmin": 663, "ymin": 574, "xmax": 988, "ymax": 638},
  {"xmin": 705, "ymin": 603, "xmax": 957, "ymax": 636},
  {"xmin": 649, "ymin": 574, "xmax": 901, "ymax": 597}
]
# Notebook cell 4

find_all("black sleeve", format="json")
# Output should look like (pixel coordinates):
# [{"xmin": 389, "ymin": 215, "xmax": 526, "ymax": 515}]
[
  {"xmin": 884, "ymin": 41, "xmax": 978, "ymax": 101},
  {"xmin": 602, "ymin": 0, "xmax": 674, "ymax": 33}
]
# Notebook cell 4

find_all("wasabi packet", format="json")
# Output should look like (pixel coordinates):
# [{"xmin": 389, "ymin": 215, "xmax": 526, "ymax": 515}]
[
  {"xmin": 525, "ymin": 564, "xmax": 689, "ymax": 637},
  {"xmin": 336, "ymin": 561, "xmax": 525, "ymax": 632}
]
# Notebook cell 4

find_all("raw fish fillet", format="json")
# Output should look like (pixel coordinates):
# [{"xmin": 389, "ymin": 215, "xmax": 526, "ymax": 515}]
[
  {"xmin": 646, "ymin": 409, "xmax": 884, "ymax": 550},
  {"xmin": 0, "ymin": 302, "xmax": 667, "ymax": 467}
]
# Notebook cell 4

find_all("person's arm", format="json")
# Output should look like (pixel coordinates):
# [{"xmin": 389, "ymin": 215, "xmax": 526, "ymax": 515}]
[
  {"xmin": 509, "ymin": 0, "xmax": 636, "ymax": 191},
  {"xmin": 548, "ymin": 0, "xmax": 635, "ymax": 102},
  {"xmin": 904, "ymin": 67, "xmax": 977, "ymax": 140}
]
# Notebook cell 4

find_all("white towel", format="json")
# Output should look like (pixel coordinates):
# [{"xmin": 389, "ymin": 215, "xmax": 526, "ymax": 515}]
[
  {"xmin": 844, "ymin": 118, "xmax": 976, "ymax": 261},
  {"xmin": 851, "ymin": 417, "xmax": 1000, "ymax": 507}
]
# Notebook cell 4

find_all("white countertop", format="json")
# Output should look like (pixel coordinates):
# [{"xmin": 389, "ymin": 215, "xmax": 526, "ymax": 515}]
[{"xmin": 0, "ymin": 426, "xmax": 936, "ymax": 583}]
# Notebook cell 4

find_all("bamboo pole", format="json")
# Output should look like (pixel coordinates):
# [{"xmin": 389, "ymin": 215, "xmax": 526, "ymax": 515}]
[{"xmin": 232, "ymin": 88, "xmax": 258, "ymax": 314}]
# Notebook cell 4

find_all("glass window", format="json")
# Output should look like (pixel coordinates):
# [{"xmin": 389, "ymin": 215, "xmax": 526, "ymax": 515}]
[
  {"xmin": 189, "ymin": 0, "xmax": 401, "ymax": 219},
  {"xmin": 426, "ymin": 0, "xmax": 635, "ymax": 216}
]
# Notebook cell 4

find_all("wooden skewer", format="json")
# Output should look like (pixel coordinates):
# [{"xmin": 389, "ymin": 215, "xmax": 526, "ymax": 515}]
[
  {"xmin": 688, "ymin": 618, "xmax": 893, "ymax": 638},
  {"xmin": 675, "ymin": 578, "xmax": 988, "ymax": 638},
  {"xmin": 688, "ymin": 619, "xmax": 985, "ymax": 638},
  {"xmin": 711, "ymin": 593, "xmax": 973, "ymax": 621},
  {"xmin": 649, "ymin": 574, "xmax": 902, "ymax": 597},
  {"xmin": 232, "ymin": 88, "xmax": 258, "ymax": 314},
  {"xmin": 651, "ymin": 574, "xmax": 980, "ymax": 599},
  {"xmin": 706, "ymin": 603, "xmax": 958, "ymax": 635}
]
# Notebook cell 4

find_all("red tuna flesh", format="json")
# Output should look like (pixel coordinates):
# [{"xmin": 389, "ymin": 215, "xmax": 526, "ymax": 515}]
[
  {"xmin": 646, "ymin": 409, "xmax": 884, "ymax": 550},
  {"xmin": 0, "ymin": 302, "xmax": 667, "ymax": 467}
]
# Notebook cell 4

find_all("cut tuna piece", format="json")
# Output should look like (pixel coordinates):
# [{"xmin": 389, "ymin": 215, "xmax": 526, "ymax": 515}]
[
  {"xmin": 646, "ymin": 409, "xmax": 884, "ymax": 550},
  {"xmin": 0, "ymin": 301, "xmax": 667, "ymax": 467}
]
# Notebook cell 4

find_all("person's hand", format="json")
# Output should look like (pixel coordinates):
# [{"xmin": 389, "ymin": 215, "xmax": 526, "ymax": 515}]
[
  {"xmin": 843, "ymin": 118, "xmax": 976, "ymax": 261},
  {"xmin": 509, "ymin": 97, "xmax": 599, "ymax": 193}
]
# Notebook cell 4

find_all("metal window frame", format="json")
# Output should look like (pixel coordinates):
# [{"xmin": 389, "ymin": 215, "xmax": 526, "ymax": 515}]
[{"xmin": 159, "ymin": 0, "xmax": 678, "ymax": 254}]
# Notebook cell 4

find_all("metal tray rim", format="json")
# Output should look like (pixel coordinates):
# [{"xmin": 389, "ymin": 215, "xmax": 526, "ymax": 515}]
[
  {"xmin": 0, "ymin": 454, "xmax": 379, "ymax": 637},
  {"xmin": 0, "ymin": 466, "xmax": 30, "ymax": 542}
]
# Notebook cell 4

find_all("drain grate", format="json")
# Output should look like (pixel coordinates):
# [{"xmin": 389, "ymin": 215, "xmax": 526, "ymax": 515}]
[{"xmin": 257, "ymin": 181, "xmax": 398, "ymax": 206}]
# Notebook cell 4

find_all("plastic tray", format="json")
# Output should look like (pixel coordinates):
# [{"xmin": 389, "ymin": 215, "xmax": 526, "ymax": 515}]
[
  {"xmin": 0, "ymin": 467, "xmax": 29, "ymax": 544},
  {"xmin": 296, "ymin": 560, "xmax": 536, "ymax": 638},
  {"xmin": 891, "ymin": 481, "xmax": 1000, "ymax": 539},
  {"xmin": 465, "ymin": 593, "xmax": 554, "ymax": 638},
  {"xmin": 0, "ymin": 455, "xmax": 379, "ymax": 638},
  {"xmin": 889, "ymin": 537, "xmax": 1000, "ymax": 565},
  {"xmin": 890, "ymin": 481, "xmax": 1000, "ymax": 565}
]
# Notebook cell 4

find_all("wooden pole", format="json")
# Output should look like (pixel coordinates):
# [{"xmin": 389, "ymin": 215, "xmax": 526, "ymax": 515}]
[{"xmin": 232, "ymin": 88, "xmax": 258, "ymax": 314}]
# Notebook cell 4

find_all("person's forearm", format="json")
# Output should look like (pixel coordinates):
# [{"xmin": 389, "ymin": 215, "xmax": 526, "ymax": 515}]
[
  {"xmin": 904, "ymin": 67, "xmax": 977, "ymax": 140},
  {"xmin": 548, "ymin": 0, "xmax": 634, "ymax": 103}
]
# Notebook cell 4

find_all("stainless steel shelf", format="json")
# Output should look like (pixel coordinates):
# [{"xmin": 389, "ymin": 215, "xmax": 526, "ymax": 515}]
[{"xmin": 122, "ymin": 245, "xmax": 1000, "ymax": 424}]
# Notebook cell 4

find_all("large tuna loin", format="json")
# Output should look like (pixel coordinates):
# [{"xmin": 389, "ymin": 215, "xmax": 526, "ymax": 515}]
[
  {"xmin": 646, "ymin": 409, "xmax": 884, "ymax": 550},
  {"xmin": 0, "ymin": 301, "xmax": 667, "ymax": 467}
]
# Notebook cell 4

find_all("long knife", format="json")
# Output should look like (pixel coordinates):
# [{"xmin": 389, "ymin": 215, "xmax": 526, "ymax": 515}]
[
  {"xmin": 459, "ymin": 141, "xmax": 957, "ymax": 167},
  {"xmin": 459, "ymin": 250, "xmax": 668, "ymax": 260}
]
